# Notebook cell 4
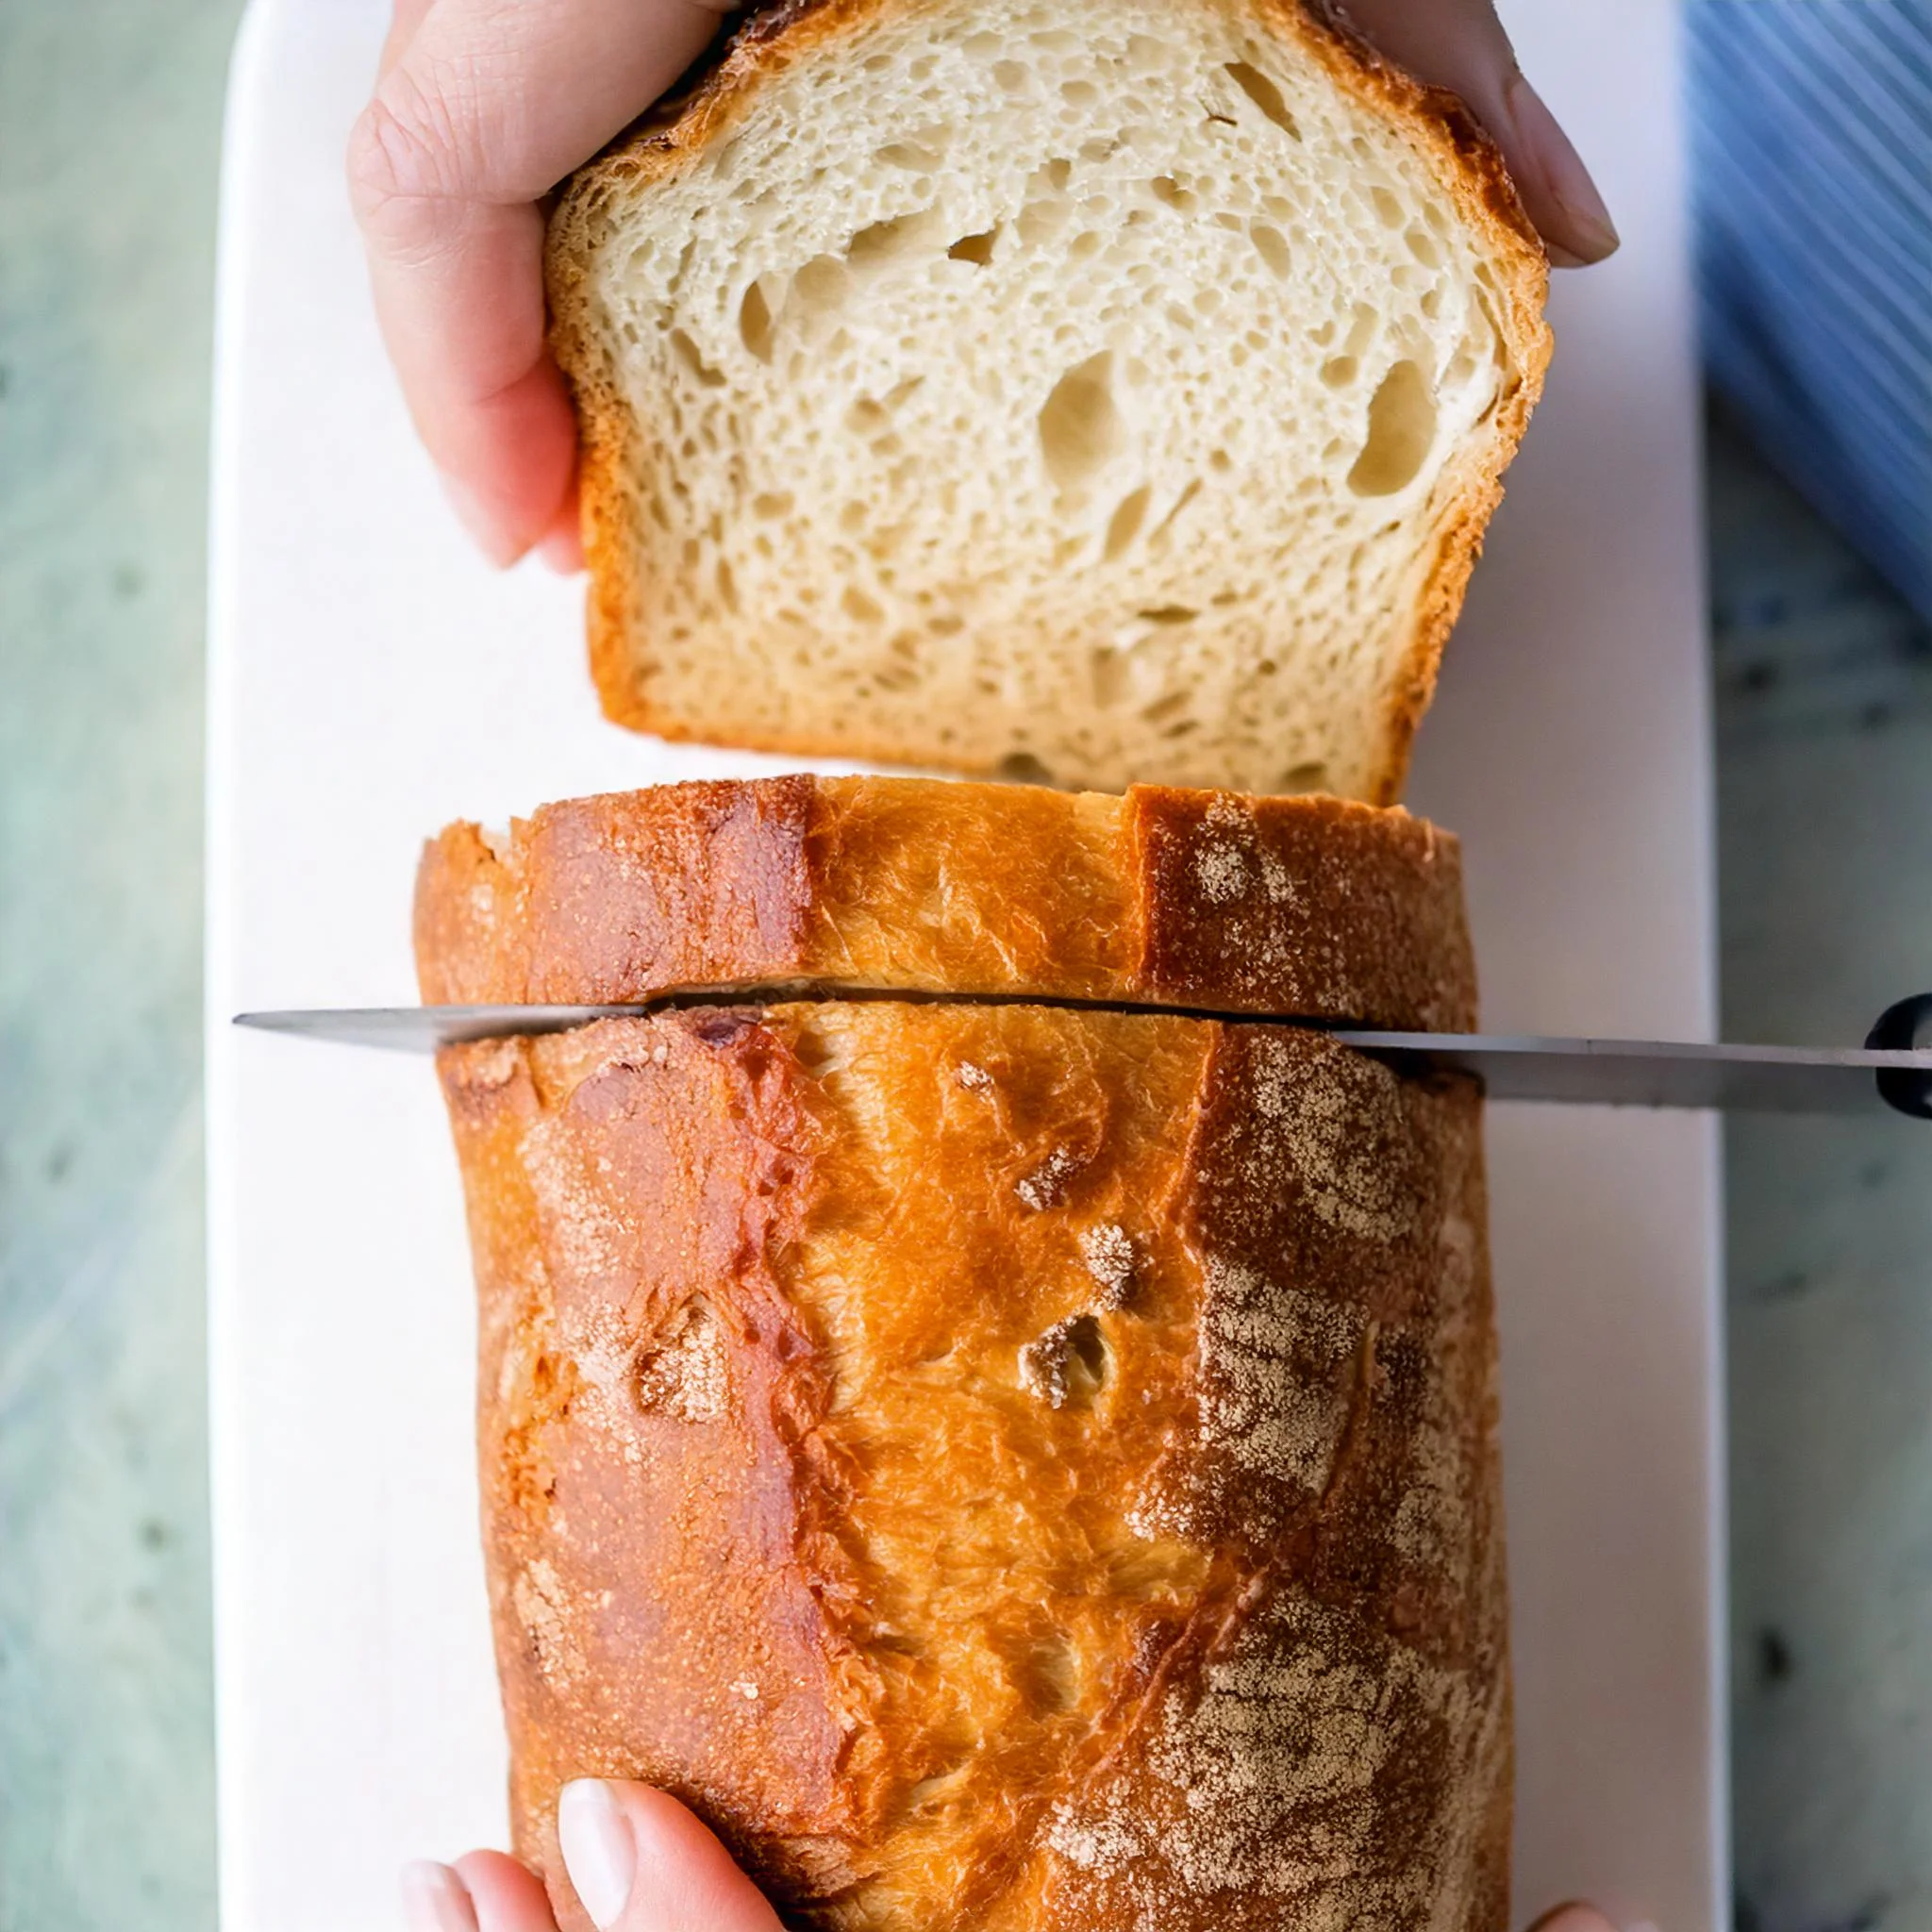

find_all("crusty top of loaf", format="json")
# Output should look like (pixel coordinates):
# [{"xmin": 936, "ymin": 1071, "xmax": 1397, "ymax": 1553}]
[
  {"xmin": 545, "ymin": 0, "xmax": 1552, "ymax": 802},
  {"xmin": 415, "ymin": 776, "xmax": 1478, "ymax": 1032}
]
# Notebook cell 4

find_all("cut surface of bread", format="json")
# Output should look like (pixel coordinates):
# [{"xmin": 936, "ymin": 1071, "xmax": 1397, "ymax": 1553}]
[
  {"xmin": 548, "ymin": 0, "xmax": 1552, "ymax": 802},
  {"xmin": 415, "ymin": 775, "xmax": 1478, "ymax": 1032},
  {"xmin": 438, "ymin": 1004, "xmax": 1507, "ymax": 1932}
]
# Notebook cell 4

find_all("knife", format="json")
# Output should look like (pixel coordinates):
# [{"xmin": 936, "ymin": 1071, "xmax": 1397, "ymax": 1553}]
[{"xmin": 234, "ymin": 991, "xmax": 1932, "ymax": 1121}]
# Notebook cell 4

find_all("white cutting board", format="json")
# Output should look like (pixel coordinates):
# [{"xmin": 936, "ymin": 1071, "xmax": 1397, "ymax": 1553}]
[{"xmin": 206, "ymin": 3, "xmax": 1723, "ymax": 1926}]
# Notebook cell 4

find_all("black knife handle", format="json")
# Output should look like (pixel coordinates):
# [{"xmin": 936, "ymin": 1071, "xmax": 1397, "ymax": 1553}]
[{"xmin": 1867, "ymin": 994, "xmax": 1932, "ymax": 1119}]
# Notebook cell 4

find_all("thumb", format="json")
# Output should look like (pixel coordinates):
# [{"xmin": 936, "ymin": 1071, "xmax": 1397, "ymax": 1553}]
[
  {"xmin": 557, "ymin": 1782, "xmax": 786, "ymax": 1932},
  {"xmin": 1338, "ymin": 0, "xmax": 1618, "ymax": 267},
  {"xmin": 1528, "ymin": 1909, "xmax": 1627, "ymax": 1932}
]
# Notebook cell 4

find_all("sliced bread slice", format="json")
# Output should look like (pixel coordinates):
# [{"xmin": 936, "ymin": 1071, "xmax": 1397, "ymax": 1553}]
[
  {"xmin": 414, "ymin": 775, "xmax": 1478, "ymax": 1032},
  {"xmin": 547, "ymin": 0, "xmax": 1552, "ymax": 802}
]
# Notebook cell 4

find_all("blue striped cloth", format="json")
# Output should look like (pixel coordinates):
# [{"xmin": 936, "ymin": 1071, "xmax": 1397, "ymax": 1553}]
[{"xmin": 1689, "ymin": 1, "xmax": 1932, "ymax": 621}]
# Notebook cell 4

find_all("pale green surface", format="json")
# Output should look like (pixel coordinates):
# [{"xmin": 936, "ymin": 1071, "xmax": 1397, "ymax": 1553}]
[
  {"xmin": 1, "ymin": 8, "xmax": 1929, "ymax": 1932},
  {"xmin": 1710, "ymin": 402, "xmax": 1932, "ymax": 1932},
  {"xmin": 0, "ymin": 1, "xmax": 242, "ymax": 1924}
]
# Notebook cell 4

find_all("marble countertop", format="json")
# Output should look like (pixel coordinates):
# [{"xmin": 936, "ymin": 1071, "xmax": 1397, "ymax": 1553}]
[{"xmin": 1, "ymin": 4, "xmax": 1926, "ymax": 1928}]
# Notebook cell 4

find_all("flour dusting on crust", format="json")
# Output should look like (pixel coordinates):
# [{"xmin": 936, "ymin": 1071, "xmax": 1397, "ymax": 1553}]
[
  {"xmin": 1079, "ymin": 1222, "xmax": 1138, "ymax": 1307},
  {"xmin": 1244, "ymin": 1034, "xmax": 1416, "ymax": 1244},
  {"xmin": 1044, "ymin": 1591, "xmax": 1498, "ymax": 1929},
  {"xmin": 1197, "ymin": 1260, "xmax": 1362, "ymax": 1492}
]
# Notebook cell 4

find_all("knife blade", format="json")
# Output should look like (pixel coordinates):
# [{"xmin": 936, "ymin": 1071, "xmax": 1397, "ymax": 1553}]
[{"xmin": 233, "ymin": 993, "xmax": 1932, "ymax": 1121}]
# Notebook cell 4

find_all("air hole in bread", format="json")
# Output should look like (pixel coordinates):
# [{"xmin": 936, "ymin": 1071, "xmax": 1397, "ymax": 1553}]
[
  {"xmin": 1348, "ymin": 358, "xmax": 1438, "ymax": 496},
  {"xmin": 948, "ymin": 227, "xmax": 1001, "ymax": 266},
  {"xmin": 1224, "ymin": 60, "xmax": 1301, "ymax": 139},
  {"xmin": 791, "ymin": 255, "xmax": 850, "ymax": 317},
  {"xmin": 1104, "ymin": 485, "xmax": 1153, "ymax": 560},
  {"xmin": 1138, "ymin": 605, "xmax": 1198, "ymax": 625},
  {"xmin": 668, "ymin": 328, "xmax": 725, "ymax": 389},
  {"xmin": 1126, "ymin": 32, "xmax": 1176, "ymax": 72},
  {"xmin": 996, "ymin": 750, "xmax": 1057, "ymax": 786},
  {"xmin": 1249, "ymin": 221, "xmax": 1292, "ymax": 278},
  {"xmin": 738, "ymin": 281, "xmax": 776, "ymax": 361},
  {"xmin": 1278, "ymin": 760, "xmax": 1330, "ymax": 792},
  {"xmin": 1039, "ymin": 353, "xmax": 1124, "ymax": 491},
  {"xmin": 846, "ymin": 209, "xmax": 948, "ymax": 268},
  {"xmin": 876, "ymin": 141, "xmax": 943, "ymax": 172},
  {"xmin": 1019, "ymin": 1313, "xmax": 1109, "ymax": 1408},
  {"xmin": 1151, "ymin": 478, "xmax": 1204, "ymax": 538}
]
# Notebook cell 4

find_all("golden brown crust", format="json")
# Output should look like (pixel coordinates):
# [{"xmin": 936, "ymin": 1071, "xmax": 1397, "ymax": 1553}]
[
  {"xmin": 1281, "ymin": 2, "xmax": 1554, "ymax": 803},
  {"xmin": 438, "ymin": 1003, "xmax": 1506, "ymax": 1932},
  {"xmin": 545, "ymin": 0, "xmax": 1552, "ymax": 800},
  {"xmin": 414, "ymin": 776, "xmax": 1478, "ymax": 1032}
]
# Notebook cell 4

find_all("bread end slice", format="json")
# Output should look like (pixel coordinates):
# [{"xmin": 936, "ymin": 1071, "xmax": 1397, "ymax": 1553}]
[
  {"xmin": 550, "ymin": 0, "xmax": 1551, "ymax": 801},
  {"xmin": 414, "ymin": 775, "xmax": 1479, "ymax": 1032}
]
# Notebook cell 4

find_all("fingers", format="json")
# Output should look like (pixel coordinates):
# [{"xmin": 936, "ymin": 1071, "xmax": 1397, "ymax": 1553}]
[
  {"xmin": 1527, "ymin": 1907, "xmax": 1626, "ymax": 1932},
  {"xmin": 407, "ymin": 1815, "xmax": 1638, "ymax": 1932},
  {"xmin": 378, "ymin": 0, "xmax": 438, "ymax": 78},
  {"xmin": 1340, "ymin": 0, "xmax": 1619, "ymax": 267},
  {"xmin": 402, "ymin": 1853, "xmax": 560, "ymax": 1931},
  {"xmin": 347, "ymin": 0, "xmax": 737, "ymax": 565},
  {"xmin": 558, "ymin": 1781, "xmax": 787, "ymax": 1932}
]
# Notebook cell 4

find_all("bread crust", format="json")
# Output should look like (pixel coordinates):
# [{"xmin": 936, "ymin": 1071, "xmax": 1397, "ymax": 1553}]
[
  {"xmin": 437, "ymin": 1004, "xmax": 1507, "ymax": 1932},
  {"xmin": 546, "ymin": 0, "xmax": 1552, "ymax": 803},
  {"xmin": 414, "ymin": 776, "xmax": 1478, "ymax": 1032},
  {"xmin": 420, "ymin": 774, "xmax": 1507, "ymax": 1930}
]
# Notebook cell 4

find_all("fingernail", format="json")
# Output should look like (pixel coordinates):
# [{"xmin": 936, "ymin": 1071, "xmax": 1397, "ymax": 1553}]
[
  {"xmin": 438, "ymin": 474, "xmax": 525, "ymax": 570},
  {"xmin": 1503, "ymin": 72, "xmax": 1620, "ymax": 264},
  {"xmin": 559, "ymin": 1779, "xmax": 637, "ymax": 1929},
  {"xmin": 399, "ymin": 1861, "xmax": 478, "ymax": 1932}
]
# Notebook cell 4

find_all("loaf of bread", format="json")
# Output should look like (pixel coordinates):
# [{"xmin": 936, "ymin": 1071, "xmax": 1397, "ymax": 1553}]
[
  {"xmin": 546, "ymin": 0, "xmax": 1552, "ymax": 803},
  {"xmin": 421, "ymin": 778, "xmax": 1508, "ymax": 1932}
]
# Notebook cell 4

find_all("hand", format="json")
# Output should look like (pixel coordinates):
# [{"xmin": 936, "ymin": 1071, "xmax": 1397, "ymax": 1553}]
[
  {"xmin": 349, "ymin": 0, "xmax": 1617, "ymax": 573},
  {"xmin": 402, "ymin": 1781, "xmax": 781, "ymax": 1932},
  {"xmin": 403, "ymin": 1781, "xmax": 1637, "ymax": 1932}
]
